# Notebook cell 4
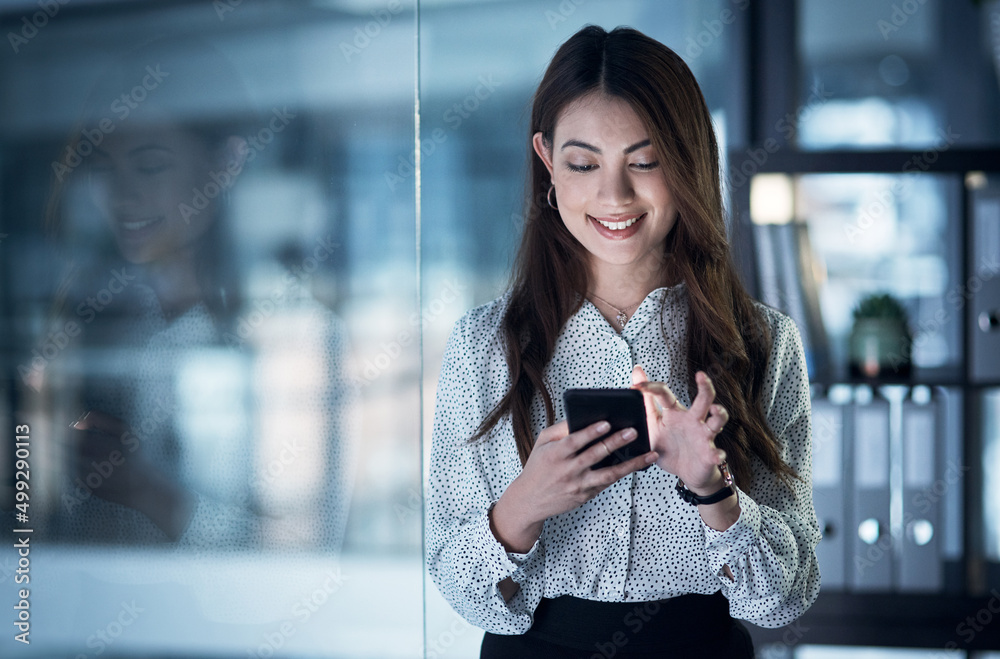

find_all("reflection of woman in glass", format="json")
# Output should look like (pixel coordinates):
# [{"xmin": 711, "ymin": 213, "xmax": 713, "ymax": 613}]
[
  {"xmin": 39, "ymin": 39, "xmax": 355, "ymax": 556},
  {"xmin": 427, "ymin": 27, "xmax": 820, "ymax": 657}
]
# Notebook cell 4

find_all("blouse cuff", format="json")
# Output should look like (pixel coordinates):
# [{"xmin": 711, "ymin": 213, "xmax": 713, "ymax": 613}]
[
  {"xmin": 702, "ymin": 487, "xmax": 762, "ymax": 576},
  {"xmin": 481, "ymin": 505, "xmax": 543, "ymax": 584},
  {"xmin": 175, "ymin": 492, "xmax": 207, "ymax": 546}
]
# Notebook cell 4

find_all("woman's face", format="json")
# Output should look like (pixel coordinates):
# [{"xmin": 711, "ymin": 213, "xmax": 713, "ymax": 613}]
[
  {"xmin": 87, "ymin": 123, "xmax": 228, "ymax": 266},
  {"xmin": 533, "ymin": 93, "xmax": 677, "ymax": 285}
]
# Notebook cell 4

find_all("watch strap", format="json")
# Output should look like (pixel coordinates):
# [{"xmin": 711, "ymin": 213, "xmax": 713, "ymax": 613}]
[
  {"xmin": 675, "ymin": 461, "xmax": 735, "ymax": 506},
  {"xmin": 675, "ymin": 481, "xmax": 734, "ymax": 505}
]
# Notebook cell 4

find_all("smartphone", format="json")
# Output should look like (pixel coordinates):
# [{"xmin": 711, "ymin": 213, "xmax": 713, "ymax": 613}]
[{"xmin": 563, "ymin": 388, "xmax": 651, "ymax": 470}]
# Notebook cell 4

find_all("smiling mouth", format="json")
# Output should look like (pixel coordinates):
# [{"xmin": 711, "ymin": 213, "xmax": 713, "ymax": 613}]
[
  {"xmin": 589, "ymin": 213, "xmax": 645, "ymax": 231},
  {"xmin": 120, "ymin": 216, "xmax": 164, "ymax": 231}
]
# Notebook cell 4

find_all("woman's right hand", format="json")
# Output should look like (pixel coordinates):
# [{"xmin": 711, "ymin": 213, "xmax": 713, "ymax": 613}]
[{"xmin": 489, "ymin": 419, "xmax": 658, "ymax": 553}]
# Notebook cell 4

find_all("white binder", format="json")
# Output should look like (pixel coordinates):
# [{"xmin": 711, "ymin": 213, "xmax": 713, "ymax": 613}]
[
  {"xmin": 898, "ymin": 393, "xmax": 943, "ymax": 592},
  {"xmin": 810, "ymin": 395, "xmax": 846, "ymax": 590},
  {"xmin": 848, "ymin": 389, "xmax": 893, "ymax": 591}
]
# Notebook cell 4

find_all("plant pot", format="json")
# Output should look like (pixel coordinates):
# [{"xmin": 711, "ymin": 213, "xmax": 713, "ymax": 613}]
[{"xmin": 848, "ymin": 318, "xmax": 912, "ymax": 379}]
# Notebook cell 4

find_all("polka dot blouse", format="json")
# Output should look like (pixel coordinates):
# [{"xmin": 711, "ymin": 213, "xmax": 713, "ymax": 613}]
[{"xmin": 425, "ymin": 280, "xmax": 822, "ymax": 634}]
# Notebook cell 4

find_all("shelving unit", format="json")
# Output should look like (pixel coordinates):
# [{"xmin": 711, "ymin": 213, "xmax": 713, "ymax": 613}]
[{"xmin": 735, "ymin": 1, "xmax": 1000, "ymax": 652}]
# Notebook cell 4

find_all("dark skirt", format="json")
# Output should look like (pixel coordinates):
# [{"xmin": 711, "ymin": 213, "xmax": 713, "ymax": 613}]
[{"xmin": 480, "ymin": 592, "xmax": 754, "ymax": 659}]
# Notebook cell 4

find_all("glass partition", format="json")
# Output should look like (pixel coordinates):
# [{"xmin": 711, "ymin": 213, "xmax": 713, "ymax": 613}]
[{"xmin": 0, "ymin": 1, "xmax": 421, "ymax": 657}]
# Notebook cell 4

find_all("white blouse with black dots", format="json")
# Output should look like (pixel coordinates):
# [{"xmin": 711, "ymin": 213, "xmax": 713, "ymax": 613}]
[{"xmin": 426, "ymin": 280, "xmax": 822, "ymax": 634}]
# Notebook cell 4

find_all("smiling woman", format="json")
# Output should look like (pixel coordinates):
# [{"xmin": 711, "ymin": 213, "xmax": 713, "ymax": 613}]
[
  {"xmin": 531, "ymin": 93, "xmax": 678, "ymax": 316},
  {"xmin": 426, "ymin": 25, "xmax": 821, "ymax": 658},
  {"xmin": 37, "ymin": 37, "xmax": 357, "ymax": 567}
]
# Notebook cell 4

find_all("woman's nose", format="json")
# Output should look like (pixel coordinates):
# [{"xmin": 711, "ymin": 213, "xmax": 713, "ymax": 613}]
[
  {"xmin": 596, "ymin": 167, "xmax": 634, "ymax": 207},
  {"xmin": 104, "ymin": 170, "xmax": 143, "ymax": 207}
]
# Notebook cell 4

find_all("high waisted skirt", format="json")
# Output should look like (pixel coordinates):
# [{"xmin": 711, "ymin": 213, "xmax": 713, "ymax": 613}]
[{"xmin": 480, "ymin": 591, "xmax": 754, "ymax": 659}]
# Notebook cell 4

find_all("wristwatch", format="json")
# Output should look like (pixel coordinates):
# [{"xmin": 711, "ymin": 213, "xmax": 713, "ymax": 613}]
[{"xmin": 675, "ymin": 461, "xmax": 735, "ymax": 506}]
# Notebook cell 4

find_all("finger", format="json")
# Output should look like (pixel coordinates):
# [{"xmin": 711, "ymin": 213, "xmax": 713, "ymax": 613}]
[
  {"xmin": 71, "ymin": 410, "xmax": 130, "ymax": 436},
  {"xmin": 589, "ymin": 450, "xmax": 659, "ymax": 487},
  {"xmin": 75, "ymin": 432, "xmax": 124, "ymax": 466},
  {"xmin": 688, "ymin": 371, "xmax": 716, "ymax": 420},
  {"xmin": 635, "ymin": 384, "xmax": 661, "ymax": 426},
  {"xmin": 706, "ymin": 404, "xmax": 729, "ymax": 434},
  {"xmin": 564, "ymin": 420, "xmax": 612, "ymax": 453},
  {"xmin": 631, "ymin": 364, "xmax": 648, "ymax": 386},
  {"xmin": 580, "ymin": 427, "xmax": 636, "ymax": 466},
  {"xmin": 536, "ymin": 420, "xmax": 570, "ymax": 447},
  {"xmin": 635, "ymin": 380, "xmax": 685, "ymax": 412}
]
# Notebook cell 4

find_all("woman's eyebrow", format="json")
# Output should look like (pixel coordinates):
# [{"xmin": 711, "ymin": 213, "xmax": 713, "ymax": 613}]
[{"xmin": 561, "ymin": 138, "xmax": 652, "ymax": 154}]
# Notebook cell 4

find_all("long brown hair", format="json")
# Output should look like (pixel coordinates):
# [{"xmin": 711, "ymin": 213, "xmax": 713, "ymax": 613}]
[{"xmin": 474, "ymin": 25, "xmax": 796, "ymax": 489}]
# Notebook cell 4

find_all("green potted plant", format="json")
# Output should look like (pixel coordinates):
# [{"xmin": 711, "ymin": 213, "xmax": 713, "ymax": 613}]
[{"xmin": 848, "ymin": 292, "xmax": 913, "ymax": 379}]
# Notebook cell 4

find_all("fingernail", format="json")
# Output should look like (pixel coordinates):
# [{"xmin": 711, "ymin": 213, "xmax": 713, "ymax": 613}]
[
  {"xmin": 597, "ymin": 421, "xmax": 611, "ymax": 432},
  {"xmin": 622, "ymin": 428, "xmax": 637, "ymax": 440}
]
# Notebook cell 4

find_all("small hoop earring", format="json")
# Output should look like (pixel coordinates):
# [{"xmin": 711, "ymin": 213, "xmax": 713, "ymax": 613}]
[{"xmin": 547, "ymin": 184, "xmax": 558, "ymax": 210}]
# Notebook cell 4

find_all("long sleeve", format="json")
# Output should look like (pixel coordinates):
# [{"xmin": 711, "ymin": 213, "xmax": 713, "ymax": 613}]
[
  {"xmin": 424, "ymin": 307, "xmax": 547, "ymax": 634},
  {"xmin": 700, "ymin": 308, "xmax": 822, "ymax": 628}
]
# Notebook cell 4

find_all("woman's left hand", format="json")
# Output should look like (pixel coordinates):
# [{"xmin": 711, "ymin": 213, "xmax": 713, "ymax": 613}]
[
  {"xmin": 71, "ymin": 410, "xmax": 194, "ymax": 539},
  {"xmin": 631, "ymin": 364, "xmax": 730, "ymax": 494}
]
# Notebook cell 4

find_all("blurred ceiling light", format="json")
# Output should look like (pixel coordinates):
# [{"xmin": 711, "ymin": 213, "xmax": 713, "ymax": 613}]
[
  {"xmin": 966, "ymin": 171, "xmax": 988, "ymax": 190},
  {"xmin": 750, "ymin": 173, "xmax": 795, "ymax": 225}
]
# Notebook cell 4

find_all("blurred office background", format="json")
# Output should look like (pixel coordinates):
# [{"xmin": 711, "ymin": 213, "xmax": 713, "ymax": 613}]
[{"xmin": 0, "ymin": 0, "xmax": 997, "ymax": 657}]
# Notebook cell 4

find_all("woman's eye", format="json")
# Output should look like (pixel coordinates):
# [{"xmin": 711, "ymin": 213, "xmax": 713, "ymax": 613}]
[
  {"xmin": 632, "ymin": 161, "xmax": 659, "ymax": 171},
  {"xmin": 566, "ymin": 162, "xmax": 596, "ymax": 173},
  {"xmin": 137, "ymin": 163, "xmax": 170, "ymax": 175}
]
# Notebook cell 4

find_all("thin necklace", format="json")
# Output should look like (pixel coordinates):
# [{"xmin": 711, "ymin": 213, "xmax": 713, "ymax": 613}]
[{"xmin": 589, "ymin": 292, "xmax": 642, "ymax": 328}]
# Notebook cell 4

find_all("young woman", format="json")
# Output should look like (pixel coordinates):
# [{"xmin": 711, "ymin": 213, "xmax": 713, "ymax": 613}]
[{"xmin": 426, "ymin": 25, "xmax": 821, "ymax": 657}]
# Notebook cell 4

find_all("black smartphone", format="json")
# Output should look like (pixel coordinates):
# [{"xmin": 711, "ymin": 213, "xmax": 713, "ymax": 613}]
[{"xmin": 563, "ymin": 388, "xmax": 652, "ymax": 470}]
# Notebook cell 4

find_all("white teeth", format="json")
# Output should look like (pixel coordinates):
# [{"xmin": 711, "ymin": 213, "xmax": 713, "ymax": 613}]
[
  {"xmin": 596, "ymin": 216, "xmax": 640, "ymax": 230},
  {"xmin": 121, "ymin": 217, "xmax": 162, "ymax": 230}
]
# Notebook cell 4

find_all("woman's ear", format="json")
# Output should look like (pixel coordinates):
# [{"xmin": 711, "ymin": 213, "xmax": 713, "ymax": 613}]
[{"xmin": 532, "ymin": 131, "xmax": 555, "ymax": 177}]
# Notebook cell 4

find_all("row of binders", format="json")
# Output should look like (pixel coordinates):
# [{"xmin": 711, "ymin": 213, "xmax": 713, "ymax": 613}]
[{"xmin": 810, "ymin": 384, "xmax": 961, "ymax": 592}]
